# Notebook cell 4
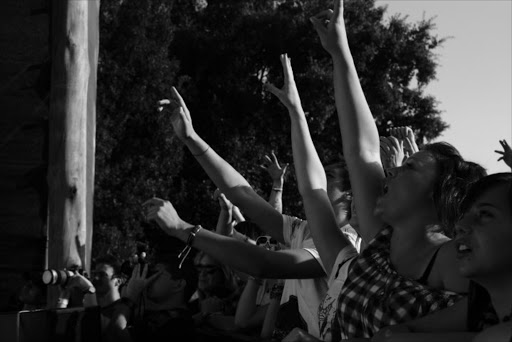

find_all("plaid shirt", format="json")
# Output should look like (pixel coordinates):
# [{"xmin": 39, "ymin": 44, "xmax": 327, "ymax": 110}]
[{"xmin": 337, "ymin": 226, "xmax": 464, "ymax": 339}]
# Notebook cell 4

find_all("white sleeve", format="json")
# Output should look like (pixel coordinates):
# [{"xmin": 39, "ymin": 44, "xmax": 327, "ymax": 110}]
[{"xmin": 327, "ymin": 245, "xmax": 358, "ymax": 287}]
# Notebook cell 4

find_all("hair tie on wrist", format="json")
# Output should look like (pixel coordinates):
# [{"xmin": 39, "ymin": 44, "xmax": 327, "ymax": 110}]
[
  {"xmin": 272, "ymin": 188, "xmax": 283, "ymax": 192},
  {"xmin": 193, "ymin": 145, "xmax": 210, "ymax": 157}
]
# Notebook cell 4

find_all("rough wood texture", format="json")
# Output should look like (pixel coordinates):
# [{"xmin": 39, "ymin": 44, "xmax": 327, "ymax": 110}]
[{"xmin": 47, "ymin": 0, "xmax": 99, "ymax": 305}]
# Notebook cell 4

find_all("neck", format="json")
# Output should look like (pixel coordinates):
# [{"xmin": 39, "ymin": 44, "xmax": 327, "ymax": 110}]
[
  {"xmin": 389, "ymin": 215, "xmax": 441, "ymax": 269},
  {"xmin": 96, "ymin": 290, "xmax": 120, "ymax": 307},
  {"xmin": 477, "ymin": 274, "xmax": 512, "ymax": 321}
]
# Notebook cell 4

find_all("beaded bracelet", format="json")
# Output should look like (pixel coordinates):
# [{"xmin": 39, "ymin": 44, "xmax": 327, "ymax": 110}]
[{"xmin": 178, "ymin": 225, "xmax": 202, "ymax": 269}]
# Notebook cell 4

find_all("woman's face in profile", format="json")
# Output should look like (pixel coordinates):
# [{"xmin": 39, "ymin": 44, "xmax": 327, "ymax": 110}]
[{"xmin": 455, "ymin": 184, "xmax": 512, "ymax": 280}]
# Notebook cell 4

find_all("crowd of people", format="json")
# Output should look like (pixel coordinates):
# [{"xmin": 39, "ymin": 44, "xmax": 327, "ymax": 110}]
[{"xmin": 17, "ymin": 0, "xmax": 511, "ymax": 341}]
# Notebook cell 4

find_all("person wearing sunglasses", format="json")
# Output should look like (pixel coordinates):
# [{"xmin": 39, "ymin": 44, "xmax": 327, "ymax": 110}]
[{"xmin": 189, "ymin": 251, "xmax": 242, "ymax": 336}]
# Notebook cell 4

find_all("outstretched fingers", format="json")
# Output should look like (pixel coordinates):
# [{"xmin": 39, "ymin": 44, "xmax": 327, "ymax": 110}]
[
  {"xmin": 281, "ymin": 53, "xmax": 294, "ymax": 83},
  {"xmin": 332, "ymin": 0, "xmax": 344, "ymax": 20},
  {"xmin": 171, "ymin": 87, "xmax": 191, "ymax": 122}
]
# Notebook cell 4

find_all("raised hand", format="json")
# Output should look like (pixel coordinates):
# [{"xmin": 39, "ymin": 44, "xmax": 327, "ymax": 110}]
[
  {"xmin": 144, "ymin": 197, "xmax": 193, "ymax": 236},
  {"xmin": 124, "ymin": 263, "xmax": 162, "ymax": 302},
  {"xmin": 66, "ymin": 272, "xmax": 96, "ymax": 294},
  {"xmin": 260, "ymin": 151, "xmax": 289, "ymax": 183},
  {"xmin": 265, "ymin": 53, "xmax": 303, "ymax": 114},
  {"xmin": 389, "ymin": 126, "xmax": 418, "ymax": 158},
  {"xmin": 495, "ymin": 139, "xmax": 512, "ymax": 168},
  {"xmin": 157, "ymin": 87, "xmax": 195, "ymax": 141},
  {"xmin": 380, "ymin": 136, "xmax": 405, "ymax": 169},
  {"xmin": 213, "ymin": 188, "xmax": 234, "ymax": 211},
  {"xmin": 310, "ymin": 0, "xmax": 345, "ymax": 57}
]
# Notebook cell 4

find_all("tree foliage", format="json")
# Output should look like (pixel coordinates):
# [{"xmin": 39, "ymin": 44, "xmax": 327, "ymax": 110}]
[{"xmin": 93, "ymin": 0, "xmax": 448, "ymax": 260}]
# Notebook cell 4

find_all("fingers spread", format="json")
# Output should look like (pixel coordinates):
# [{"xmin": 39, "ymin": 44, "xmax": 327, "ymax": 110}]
[{"xmin": 271, "ymin": 151, "xmax": 279, "ymax": 165}]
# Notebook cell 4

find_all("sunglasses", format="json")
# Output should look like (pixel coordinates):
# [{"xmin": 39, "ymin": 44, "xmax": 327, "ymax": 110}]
[
  {"xmin": 195, "ymin": 264, "xmax": 221, "ymax": 275},
  {"xmin": 256, "ymin": 235, "xmax": 278, "ymax": 247}
]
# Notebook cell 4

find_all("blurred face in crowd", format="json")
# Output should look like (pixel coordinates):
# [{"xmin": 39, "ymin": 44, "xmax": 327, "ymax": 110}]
[
  {"xmin": 325, "ymin": 163, "xmax": 351, "ymax": 226},
  {"xmin": 92, "ymin": 263, "xmax": 119, "ymax": 296},
  {"xmin": 19, "ymin": 278, "xmax": 44, "ymax": 307},
  {"xmin": 325, "ymin": 164, "xmax": 348, "ymax": 206},
  {"xmin": 195, "ymin": 254, "xmax": 225, "ymax": 294},
  {"xmin": 256, "ymin": 235, "xmax": 280, "ymax": 251},
  {"xmin": 455, "ymin": 183, "xmax": 512, "ymax": 281},
  {"xmin": 375, "ymin": 151, "xmax": 438, "ymax": 225}
]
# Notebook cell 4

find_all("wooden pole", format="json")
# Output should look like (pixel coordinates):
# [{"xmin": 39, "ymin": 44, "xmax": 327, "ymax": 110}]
[
  {"xmin": 47, "ymin": 0, "xmax": 98, "ymax": 306},
  {"xmin": 85, "ymin": 0, "xmax": 100, "ymax": 275}
]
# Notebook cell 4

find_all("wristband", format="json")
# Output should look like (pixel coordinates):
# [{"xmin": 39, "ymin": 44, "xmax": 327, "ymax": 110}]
[
  {"xmin": 272, "ymin": 187, "xmax": 283, "ymax": 192},
  {"xmin": 178, "ymin": 225, "xmax": 202, "ymax": 269}
]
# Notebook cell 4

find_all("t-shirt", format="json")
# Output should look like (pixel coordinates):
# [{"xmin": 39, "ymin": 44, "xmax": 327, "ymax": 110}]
[
  {"xmin": 271, "ymin": 215, "xmax": 327, "ymax": 339},
  {"xmin": 273, "ymin": 216, "xmax": 361, "ymax": 339},
  {"xmin": 318, "ymin": 245, "xmax": 358, "ymax": 342}
]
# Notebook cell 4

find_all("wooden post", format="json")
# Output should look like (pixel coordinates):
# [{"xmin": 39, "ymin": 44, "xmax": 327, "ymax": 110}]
[{"xmin": 47, "ymin": 0, "xmax": 99, "ymax": 306}]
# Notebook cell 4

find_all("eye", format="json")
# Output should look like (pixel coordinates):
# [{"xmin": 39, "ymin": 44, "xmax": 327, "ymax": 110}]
[{"xmin": 477, "ymin": 210, "xmax": 493, "ymax": 220}]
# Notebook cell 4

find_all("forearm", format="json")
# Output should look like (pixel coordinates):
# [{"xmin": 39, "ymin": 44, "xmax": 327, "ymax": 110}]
[
  {"xmin": 175, "ymin": 227, "xmax": 321, "ymax": 279},
  {"xmin": 216, "ymin": 209, "xmax": 233, "ymax": 236},
  {"xmin": 183, "ymin": 133, "xmax": 251, "ymax": 190},
  {"xmin": 289, "ymin": 112, "xmax": 326, "ymax": 192},
  {"xmin": 331, "ymin": 33, "xmax": 380, "ymax": 158},
  {"xmin": 235, "ymin": 279, "xmax": 263, "ymax": 328},
  {"xmin": 268, "ymin": 178, "xmax": 284, "ymax": 213},
  {"xmin": 182, "ymin": 133, "xmax": 285, "ymax": 242}
]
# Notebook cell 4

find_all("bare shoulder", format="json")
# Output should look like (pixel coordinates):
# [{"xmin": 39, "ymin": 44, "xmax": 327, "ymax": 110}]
[{"xmin": 436, "ymin": 240, "xmax": 469, "ymax": 293}]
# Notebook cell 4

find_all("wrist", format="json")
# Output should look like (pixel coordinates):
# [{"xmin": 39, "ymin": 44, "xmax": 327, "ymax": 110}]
[
  {"xmin": 272, "ymin": 180, "xmax": 284, "ymax": 188},
  {"xmin": 175, "ymin": 225, "xmax": 195, "ymax": 242}
]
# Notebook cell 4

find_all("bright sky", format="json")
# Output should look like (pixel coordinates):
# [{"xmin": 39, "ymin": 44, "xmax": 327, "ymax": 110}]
[{"xmin": 376, "ymin": 0, "xmax": 511, "ymax": 174}]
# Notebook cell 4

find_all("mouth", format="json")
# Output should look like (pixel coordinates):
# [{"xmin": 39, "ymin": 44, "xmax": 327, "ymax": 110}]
[{"xmin": 456, "ymin": 241, "xmax": 472, "ymax": 258}]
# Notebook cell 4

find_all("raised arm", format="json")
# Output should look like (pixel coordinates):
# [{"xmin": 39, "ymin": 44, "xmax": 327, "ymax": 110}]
[
  {"xmin": 145, "ymin": 198, "xmax": 325, "ymax": 279},
  {"xmin": 311, "ymin": 0, "xmax": 385, "ymax": 243},
  {"xmin": 266, "ymin": 54, "xmax": 350, "ymax": 275},
  {"xmin": 158, "ymin": 88, "xmax": 285, "ymax": 242},
  {"xmin": 260, "ymin": 151, "xmax": 288, "ymax": 213}
]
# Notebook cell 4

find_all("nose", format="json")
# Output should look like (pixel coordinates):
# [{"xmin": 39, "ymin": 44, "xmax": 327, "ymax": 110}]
[{"xmin": 455, "ymin": 215, "xmax": 473, "ymax": 236}]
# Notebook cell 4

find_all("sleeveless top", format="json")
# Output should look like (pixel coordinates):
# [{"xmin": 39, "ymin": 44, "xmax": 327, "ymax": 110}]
[{"xmin": 336, "ymin": 226, "xmax": 464, "ymax": 339}]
